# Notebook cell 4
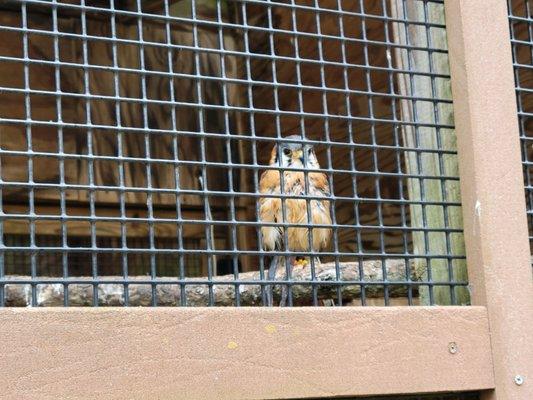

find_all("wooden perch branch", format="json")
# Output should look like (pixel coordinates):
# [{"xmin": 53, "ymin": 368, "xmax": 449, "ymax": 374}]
[{"xmin": 4, "ymin": 260, "xmax": 416, "ymax": 307}]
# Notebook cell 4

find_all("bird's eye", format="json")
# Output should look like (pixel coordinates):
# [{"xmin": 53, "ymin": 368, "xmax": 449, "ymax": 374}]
[
  {"xmin": 307, "ymin": 148, "xmax": 313, "ymax": 155},
  {"xmin": 282, "ymin": 148, "xmax": 292, "ymax": 156}
]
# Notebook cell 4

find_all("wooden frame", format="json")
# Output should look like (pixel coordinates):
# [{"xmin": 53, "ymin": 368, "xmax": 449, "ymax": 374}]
[
  {"xmin": 0, "ymin": 0, "xmax": 532, "ymax": 399},
  {"xmin": 0, "ymin": 307, "xmax": 493, "ymax": 399},
  {"xmin": 445, "ymin": 0, "xmax": 533, "ymax": 399}
]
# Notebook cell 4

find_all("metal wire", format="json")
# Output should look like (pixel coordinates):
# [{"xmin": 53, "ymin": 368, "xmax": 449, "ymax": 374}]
[
  {"xmin": 0, "ymin": 0, "xmax": 465, "ymax": 307},
  {"xmin": 508, "ymin": 0, "xmax": 533, "ymax": 264}
]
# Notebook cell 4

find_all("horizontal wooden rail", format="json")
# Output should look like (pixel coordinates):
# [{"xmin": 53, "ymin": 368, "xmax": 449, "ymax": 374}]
[{"xmin": 0, "ymin": 307, "xmax": 494, "ymax": 399}]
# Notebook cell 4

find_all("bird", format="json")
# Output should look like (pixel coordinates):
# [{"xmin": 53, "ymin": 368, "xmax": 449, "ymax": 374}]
[{"xmin": 258, "ymin": 135, "xmax": 332, "ymax": 306}]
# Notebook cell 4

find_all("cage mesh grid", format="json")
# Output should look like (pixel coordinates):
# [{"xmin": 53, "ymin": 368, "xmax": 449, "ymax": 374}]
[
  {"xmin": 508, "ymin": 0, "xmax": 533, "ymax": 263},
  {"xmin": 0, "ymin": 0, "xmax": 466, "ymax": 307}
]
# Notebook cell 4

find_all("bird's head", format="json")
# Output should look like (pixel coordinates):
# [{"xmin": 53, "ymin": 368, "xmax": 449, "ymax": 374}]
[{"xmin": 269, "ymin": 135, "xmax": 320, "ymax": 169}]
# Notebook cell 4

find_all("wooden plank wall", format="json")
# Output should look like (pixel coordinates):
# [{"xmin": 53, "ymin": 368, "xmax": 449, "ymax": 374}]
[
  {"xmin": 0, "ymin": 6, "xmax": 241, "ymax": 207},
  {"xmin": 0, "ymin": 2, "xmax": 247, "ymax": 275}
]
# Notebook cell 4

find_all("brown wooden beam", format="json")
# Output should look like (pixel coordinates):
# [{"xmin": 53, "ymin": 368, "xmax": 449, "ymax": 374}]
[
  {"xmin": 445, "ymin": 0, "xmax": 533, "ymax": 399},
  {"xmin": 0, "ymin": 306, "xmax": 493, "ymax": 399}
]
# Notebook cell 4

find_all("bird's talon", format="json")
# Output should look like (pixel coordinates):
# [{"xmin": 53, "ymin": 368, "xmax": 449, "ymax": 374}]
[{"xmin": 294, "ymin": 258, "xmax": 308, "ymax": 266}]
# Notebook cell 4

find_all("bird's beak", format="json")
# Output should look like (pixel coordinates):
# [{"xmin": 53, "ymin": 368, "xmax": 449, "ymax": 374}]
[{"xmin": 293, "ymin": 149, "xmax": 304, "ymax": 163}]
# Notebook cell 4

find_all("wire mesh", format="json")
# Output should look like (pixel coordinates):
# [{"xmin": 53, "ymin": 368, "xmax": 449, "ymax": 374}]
[
  {"xmin": 508, "ymin": 0, "xmax": 533, "ymax": 265},
  {"xmin": 0, "ymin": 0, "xmax": 466, "ymax": 307}
]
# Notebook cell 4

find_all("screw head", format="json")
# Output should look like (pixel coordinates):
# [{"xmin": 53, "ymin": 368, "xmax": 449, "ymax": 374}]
[
  {"xmin": 448, "ymin": 342, "xmax": 458, "ymax": 354},
  {"xmin": 514, "ymin": 375, "xmax": 524, "ymax": 386}
]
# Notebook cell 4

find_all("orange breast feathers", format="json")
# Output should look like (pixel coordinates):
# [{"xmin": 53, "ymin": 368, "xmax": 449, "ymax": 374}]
[{"xmin": 258, "ymin": 168, "xmax": 332, "ymax": 252}]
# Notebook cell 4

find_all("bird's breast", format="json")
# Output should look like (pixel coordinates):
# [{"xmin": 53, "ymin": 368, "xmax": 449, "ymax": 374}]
[
  {"xmin": 282, "ymin": 172, "xmax": 305, "ymax": 195},
  {"xmin": 281, "ymin": 172, "xmax": 330, "ymax": 221}
]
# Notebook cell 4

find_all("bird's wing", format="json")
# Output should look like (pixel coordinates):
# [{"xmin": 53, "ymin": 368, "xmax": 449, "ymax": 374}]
[
  {"xmin": 309, "ymin": 171, "xmax": 331, "ymax": 196},
  {"xmin": 310, "ymin": 172, "xmax": 333, "ymax": 250},
  {"xmin": 259, "ymin": 169, "xmax": 283, "ymax": 251}
]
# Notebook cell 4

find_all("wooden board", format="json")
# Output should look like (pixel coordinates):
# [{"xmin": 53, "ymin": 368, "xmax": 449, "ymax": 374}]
[{"xmin": 0, "ymin": 307, "xmax": 494, "ymax": 399}]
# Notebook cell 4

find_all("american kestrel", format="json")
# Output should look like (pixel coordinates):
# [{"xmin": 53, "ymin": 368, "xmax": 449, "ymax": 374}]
[{"xmin": 258, "ymin": 135, "xmax": 332, "ymax": 306}]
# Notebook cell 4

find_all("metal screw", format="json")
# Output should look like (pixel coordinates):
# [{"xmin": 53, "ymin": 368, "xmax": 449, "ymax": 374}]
[
  {"xmin": 448, "ymin": 342, "xmax": 458, "ymax": 354},
  {"xmin": 514, "ymin": 375, "xmax": 524, "ymax": 386}
]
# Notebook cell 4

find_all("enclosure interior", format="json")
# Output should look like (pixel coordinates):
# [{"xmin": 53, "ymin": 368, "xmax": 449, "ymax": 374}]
[
  {"xmin": 509, "ymin": 0, "xmax": 533, "ymax": 261},
  {"xmin": 0, "ymin": 0, "xmax": 466, "ymax": 306}
]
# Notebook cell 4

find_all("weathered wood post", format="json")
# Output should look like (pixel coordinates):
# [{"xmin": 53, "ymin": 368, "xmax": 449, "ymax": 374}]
[{"xmin": 390, "ymin": 0, "xmax": 468, "ymax": 305}]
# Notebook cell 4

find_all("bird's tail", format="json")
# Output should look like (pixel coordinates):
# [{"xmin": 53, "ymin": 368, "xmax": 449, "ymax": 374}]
[{"xmin": 266, "ymin": 256, "xmax": 279, "ymax": 307}]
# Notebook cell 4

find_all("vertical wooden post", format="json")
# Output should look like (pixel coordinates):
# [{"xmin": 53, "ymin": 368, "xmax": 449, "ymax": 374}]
[
  {"xmin": 445, "ymin": 0, "xmax": 533, "ymax": 399},
  {"xmin": 390, "ymin": 0, "xmax": 467, "ymax": 305}
]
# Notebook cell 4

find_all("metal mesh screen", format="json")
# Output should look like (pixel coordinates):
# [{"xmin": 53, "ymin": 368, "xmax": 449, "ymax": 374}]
[
  {"xmin": 509, "ymin": 0, "xmax": 533, "ymax": 264},
  {"xmin": 0, "ymin": 0, "xmax": 466, "ymax": 307}
]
